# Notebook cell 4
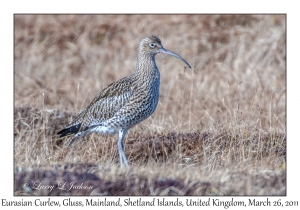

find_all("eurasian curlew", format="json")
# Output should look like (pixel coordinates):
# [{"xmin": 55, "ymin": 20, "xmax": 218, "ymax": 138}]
[{"xmin": 57, "ymin": 35, "xmax": 191, "ymax": 167}]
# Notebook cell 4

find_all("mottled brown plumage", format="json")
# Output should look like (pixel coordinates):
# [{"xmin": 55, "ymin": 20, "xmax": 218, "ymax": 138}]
[{"xmin": 57, "ymin": 35, "xmax": 191, "ymax": 167}]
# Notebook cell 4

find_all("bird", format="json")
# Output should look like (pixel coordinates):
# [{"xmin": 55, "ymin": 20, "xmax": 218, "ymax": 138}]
[{"xmin": 57, "ymin": 35, "xmax": 191, "ymax": 167}]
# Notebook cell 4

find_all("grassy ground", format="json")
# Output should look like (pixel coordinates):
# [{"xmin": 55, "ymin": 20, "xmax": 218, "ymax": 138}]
[{"xmin": 14, "ymin": 14, "xmax": 286, "ymax": 195}]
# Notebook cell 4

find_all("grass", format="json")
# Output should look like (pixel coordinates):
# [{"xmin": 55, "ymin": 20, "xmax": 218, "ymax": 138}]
[{"xmin": 14, "ymin": 14, "xmax": 286, "ymax": 195}]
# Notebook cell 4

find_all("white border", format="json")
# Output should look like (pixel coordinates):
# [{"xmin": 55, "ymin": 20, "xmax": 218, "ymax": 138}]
[{"xmin": 3, "ymin": 1, "xmax": 299, "ymax": 209}]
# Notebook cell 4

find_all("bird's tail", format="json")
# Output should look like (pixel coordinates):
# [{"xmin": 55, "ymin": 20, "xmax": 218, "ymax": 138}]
[
  {"xmin": 57, "ymin": 123, "xmax": 84, "ymax": 147},
  {"xmin": 57, "ymin": 123, "xmax": 82, "ymax": 138},
  {"xmin": 57, "ymin": 123, "xmax": 94, "ymax": 147}
]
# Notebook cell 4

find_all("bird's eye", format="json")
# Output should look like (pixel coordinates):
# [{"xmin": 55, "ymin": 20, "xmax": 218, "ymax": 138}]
[{"xmin": 149, "ymin": 43, "xmax": 156, "ymax": 48}]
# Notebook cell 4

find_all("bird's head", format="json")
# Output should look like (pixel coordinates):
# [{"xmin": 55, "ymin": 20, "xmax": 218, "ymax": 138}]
[{"xmin": 138, "ymin": 35, "xmax": 191, "ymax": 68}]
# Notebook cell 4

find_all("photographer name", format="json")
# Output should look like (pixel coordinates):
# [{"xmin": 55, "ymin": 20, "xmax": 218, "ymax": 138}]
[{"xmin": 23, "ymin": 181, "xmax": 93, "ymax": 192}]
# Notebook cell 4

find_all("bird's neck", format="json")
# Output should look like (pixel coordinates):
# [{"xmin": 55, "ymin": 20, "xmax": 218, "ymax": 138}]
[
  {"xmin": 132, "ymin": 52, "xmax": 161, "ymax": 94},
  {"xmin": 135, "ymin": 53, "xmax": 159, "ymax": 77}
]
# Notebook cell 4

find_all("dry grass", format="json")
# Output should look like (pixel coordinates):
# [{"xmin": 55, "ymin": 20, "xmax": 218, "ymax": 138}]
[{"xmin": 14, "ymin": 14, "xmax": 286, "ymax": 195}]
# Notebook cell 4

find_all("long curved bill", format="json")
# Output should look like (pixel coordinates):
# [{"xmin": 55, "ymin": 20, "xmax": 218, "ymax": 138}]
[{"xmin": 159, "ymin": 48, "xmax": 191, "ymax": 68}]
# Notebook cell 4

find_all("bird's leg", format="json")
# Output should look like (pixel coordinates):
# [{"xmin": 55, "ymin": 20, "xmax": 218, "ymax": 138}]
[{"xmin": 118, "ymin": 129, "xmax": 129, "ymax": 168}]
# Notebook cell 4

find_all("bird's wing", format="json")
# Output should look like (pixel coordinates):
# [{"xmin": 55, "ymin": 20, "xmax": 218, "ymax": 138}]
[{"xmin": 68, "ymin": 75, "xmax": 134, "ymax": 132}]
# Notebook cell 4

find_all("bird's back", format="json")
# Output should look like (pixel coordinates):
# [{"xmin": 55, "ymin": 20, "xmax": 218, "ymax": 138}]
[{"xmin": 57, "ymin": 75, "xmax": 134, "ymax": 138}]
